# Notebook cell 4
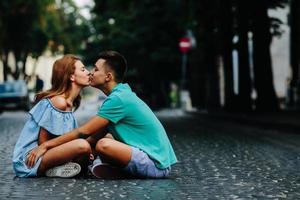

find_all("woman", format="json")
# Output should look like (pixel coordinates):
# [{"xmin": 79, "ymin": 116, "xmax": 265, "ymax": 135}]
[{"xmin": 12, "ymin": 54, "xmax": 91, "ymax": 177}]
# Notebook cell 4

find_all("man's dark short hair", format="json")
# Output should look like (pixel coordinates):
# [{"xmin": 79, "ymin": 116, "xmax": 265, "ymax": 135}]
[{"xmin": 98, "ymin": 50, "xmax": 127, "ymax": 82}]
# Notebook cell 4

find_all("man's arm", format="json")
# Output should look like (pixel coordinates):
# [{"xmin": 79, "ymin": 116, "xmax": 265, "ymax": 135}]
[
  {"xmin": 26, "ymin": 116, "xmax": 110, "ymax": 168},
  {"xmin": 45, "ymin": 116, "xmax": 109, "ymax": 149},
  {"xmin": 86, "ymin": 128, "xmax": 108, "ymax": 147}
]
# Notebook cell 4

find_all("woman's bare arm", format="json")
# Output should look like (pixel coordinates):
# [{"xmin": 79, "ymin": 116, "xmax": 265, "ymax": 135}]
[{"xmin": 26, "ymin": 116, "xmax": 110, "ymax": 168}]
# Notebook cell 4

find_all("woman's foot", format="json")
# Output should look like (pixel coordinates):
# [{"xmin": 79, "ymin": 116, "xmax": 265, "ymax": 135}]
[{"xmin": 45, "ymin": 162, "xmax": 81, "ymax": 178}]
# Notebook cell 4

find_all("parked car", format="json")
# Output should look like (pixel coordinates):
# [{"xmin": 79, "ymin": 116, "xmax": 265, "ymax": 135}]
[{"xmin": 0, "ymin": 80, "xmax": 32, "ymax": 113}]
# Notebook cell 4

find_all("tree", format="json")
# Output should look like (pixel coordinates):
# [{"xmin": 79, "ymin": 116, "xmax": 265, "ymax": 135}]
[
  {"xmin": 235, "ymin": 0, "xmax": 252, "ymax": 111},
  {"xmin": 289, "ymin": 0, "xmax": 300, "ymax": 106},
  {"xmin": 0, "ymin": 0, "xmax": 90, "ymax": 81},
  {"xmin": 185, "ymin": 0, "xmax": 220, "ymax": 110},
  {"xmin": 83, "ymin": 0, "xmax": 288, "ymax": 111},
  {"xmin": 54, "ymin": 0, "xmax": 91, "ymax": 54},
  {"xmin": 218, "ymin": 0, "xmax": 287, "ymax": 112},
  {"xmin": 0, "ymin": 0, "xmax": 55, "ymax": 80},
  {"xmin": 85, "ymin": 0, "xmax": 183, "ymax": 109},
  {"xmin": 250, "ymin": 0, "xmax": 288, "ymax": 111}
]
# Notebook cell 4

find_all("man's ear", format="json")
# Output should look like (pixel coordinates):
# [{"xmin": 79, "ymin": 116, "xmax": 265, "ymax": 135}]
[{"xmin": 105, "ymin": 72, "xmax": 113, "ymax": 81}]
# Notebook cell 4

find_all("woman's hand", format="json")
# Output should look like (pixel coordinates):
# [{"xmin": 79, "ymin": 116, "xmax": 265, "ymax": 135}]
[{"xmin": 26, "ymin": 144, "xmax": 47, "ymax": 168}]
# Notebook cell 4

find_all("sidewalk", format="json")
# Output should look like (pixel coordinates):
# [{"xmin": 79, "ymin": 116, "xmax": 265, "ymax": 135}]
[
  {"xmin": 156, "ymin": 106, "xmax": 300, "ymax": 133},
  {"xmin": 187, "ymin": 109, "xmax": 300, "ymax": 133}
]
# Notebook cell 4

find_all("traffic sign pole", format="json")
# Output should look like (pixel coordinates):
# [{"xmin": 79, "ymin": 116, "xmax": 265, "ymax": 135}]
[
  {"xmin": 179, "ymin": 37, "xmax": 192, "ymax": 110},
  {"xmin": 181, "ymin": 53, "xmax": 187, "ymax": 89}
]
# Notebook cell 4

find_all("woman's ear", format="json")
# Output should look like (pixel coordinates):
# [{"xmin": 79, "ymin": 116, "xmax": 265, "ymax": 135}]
[{"xmin": 70, "ymin": 74, "xmax": 75, "ymax": 82}]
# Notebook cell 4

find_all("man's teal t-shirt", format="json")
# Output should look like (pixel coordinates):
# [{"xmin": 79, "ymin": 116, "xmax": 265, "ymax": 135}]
[{"xmin": 97, "ymin": 83, "xmax": 177, "ymax": 169}]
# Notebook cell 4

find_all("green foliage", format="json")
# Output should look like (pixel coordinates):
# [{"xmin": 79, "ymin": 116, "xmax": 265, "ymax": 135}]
[
  {"xmin": 84, "ymin": 1, "xmax": 183, "ymax": 79},
  {"xmin": 80, "ymin": 0, "xmax": 188, "ymax": 107},
  {"xmin": 54, "ymin": 0, "xmax": 91, "ymax": 54},
  {"xmin": 0, "ymin": 0, "xmax": 52, "ymax": 55},
  {"xmin": 0, "ymin": 0, "xmax": 90, "ymax": 79},
  {"xmin": 0, "ymin": 0, "xmax": 291, "ymax": 110}
]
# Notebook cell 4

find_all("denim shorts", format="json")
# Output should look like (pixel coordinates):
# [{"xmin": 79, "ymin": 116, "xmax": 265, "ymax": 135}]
[{"xmin": 123, "ymin": 147, "xmax": 171, "ymax": 178}]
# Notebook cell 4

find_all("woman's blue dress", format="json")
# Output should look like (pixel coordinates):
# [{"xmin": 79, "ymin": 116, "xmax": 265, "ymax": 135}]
[{"xmin": 12, "ymin": 98, "xmax": 78, "ymax": 177}]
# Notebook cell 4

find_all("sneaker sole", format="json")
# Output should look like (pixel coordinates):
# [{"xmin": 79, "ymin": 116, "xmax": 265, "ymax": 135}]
[
  {"xmin": 91, "ymin": 163, "xmax": 127, "ymax": 179},
  {"xmin": 45, "ymin": 162, "xmax": 81, "ymax": 178}
]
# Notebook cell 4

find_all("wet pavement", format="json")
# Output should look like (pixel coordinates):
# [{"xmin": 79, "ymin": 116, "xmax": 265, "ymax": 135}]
[{"xmin": 1, "ymin": 105, "xmax": 300, "ymax": 199}]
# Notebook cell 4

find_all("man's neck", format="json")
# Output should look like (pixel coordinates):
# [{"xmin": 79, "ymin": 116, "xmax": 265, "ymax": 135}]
[{"xmin": 102, "ymin": 81, "xmax": 118, "ymax": 96}]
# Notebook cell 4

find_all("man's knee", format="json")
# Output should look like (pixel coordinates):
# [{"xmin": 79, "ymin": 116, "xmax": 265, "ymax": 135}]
[{"xmin": 95, "ymin": 138, "xmax": 112, "ymax": 153}]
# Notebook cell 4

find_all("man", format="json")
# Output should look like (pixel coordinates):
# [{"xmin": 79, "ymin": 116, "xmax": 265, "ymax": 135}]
[{"xmin": 26, "ymin": 50, "xmax": 177, "ymax": 178}]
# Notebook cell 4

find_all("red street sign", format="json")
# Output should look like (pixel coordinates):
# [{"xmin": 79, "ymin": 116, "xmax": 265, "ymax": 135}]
[{"xmin": 179, "ymin": 37, "xmax": 191, "ymax": 53}]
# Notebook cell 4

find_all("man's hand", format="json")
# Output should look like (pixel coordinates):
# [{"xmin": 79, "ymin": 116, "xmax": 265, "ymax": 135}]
[
  {"xmin": 26, "ymin": 144, "xmax": 47, "ymax": 168},
  {"xmin": 86, "ymin": 129, "xmax": 107, "ymax": 147}
]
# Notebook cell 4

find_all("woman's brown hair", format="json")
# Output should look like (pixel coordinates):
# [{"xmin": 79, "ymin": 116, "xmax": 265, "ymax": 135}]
[{"xmin": 35, "ymin": 54, "xmax": 81, "ymax": 110}]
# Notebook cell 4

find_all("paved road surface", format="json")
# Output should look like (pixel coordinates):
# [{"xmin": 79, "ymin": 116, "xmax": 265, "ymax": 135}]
[{"xmin": 0, "ymin": 105, "xmax": 299, "ymax": 199}]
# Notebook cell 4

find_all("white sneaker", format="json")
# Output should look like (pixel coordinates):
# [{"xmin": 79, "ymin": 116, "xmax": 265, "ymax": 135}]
[{"xmin": 45, "ymin": 162, "xmax": 81, "ymax": 178}]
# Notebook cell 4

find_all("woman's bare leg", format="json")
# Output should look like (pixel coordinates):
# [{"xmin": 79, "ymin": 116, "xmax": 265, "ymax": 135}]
[
  {"xmin": 38, "ymin": 139, "xmax": 92, "ymax": 174},
  {"xmin": 95, "ymin": 138, "xmax": 132, "ymax": 167}
]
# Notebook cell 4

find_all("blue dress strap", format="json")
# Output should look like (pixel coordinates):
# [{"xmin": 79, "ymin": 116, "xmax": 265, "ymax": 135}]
[{"xmin": 29, "ymin": 98, "xmax": 78, "ymax": 135}]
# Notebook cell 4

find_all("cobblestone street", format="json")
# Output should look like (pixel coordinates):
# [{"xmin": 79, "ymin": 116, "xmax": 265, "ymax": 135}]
[{"xmin": 0, "ymin": 107, "xmax": 300, "ymax": 199}]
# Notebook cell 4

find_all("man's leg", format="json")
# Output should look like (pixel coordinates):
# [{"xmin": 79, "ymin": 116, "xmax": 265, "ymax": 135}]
[
  {"xmin": 94, "ymin": 138, "xmax": 170, "ymax": 179},
  {"xmin": 94, "ymin": 138, "xmax": 132, "ymax": 167}
]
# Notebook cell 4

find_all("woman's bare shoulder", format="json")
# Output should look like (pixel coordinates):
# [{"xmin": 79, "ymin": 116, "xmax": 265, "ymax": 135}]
[{"xmin": 49, "ymin": 96, "xmax": 68, "ymax": 111}]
